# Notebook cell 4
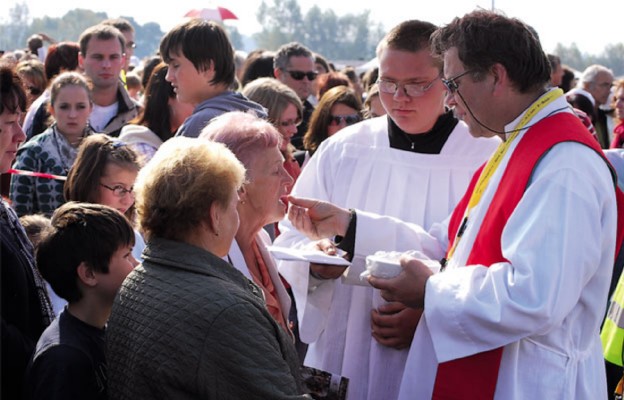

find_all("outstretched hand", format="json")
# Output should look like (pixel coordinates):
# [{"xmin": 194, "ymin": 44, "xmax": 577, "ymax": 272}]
[
  {"xmin": 287, "ymin": 195, "xmax": 352, "ymax": 240},
  {"xmin": 368, "ymin": 255, "xmax": 433, "ymax": 309},
  {"xmin": 309, "ymin": 239, "xmax": 348, "ymax": 279}
]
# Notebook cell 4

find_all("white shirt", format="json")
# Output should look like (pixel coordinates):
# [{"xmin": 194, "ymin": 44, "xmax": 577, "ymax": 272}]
[{"xmin": 90, "ymin": 102, "xmax": 119, "ymax": 132}]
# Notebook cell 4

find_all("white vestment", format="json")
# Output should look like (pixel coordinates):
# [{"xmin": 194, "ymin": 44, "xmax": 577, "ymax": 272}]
[
  {"xmin": 276, "ymin": 116, "xmax": 499, "ymax": 400},
  {"xmin": 354, "ymin": 96, "xmax": 615, "ymax": 399}
]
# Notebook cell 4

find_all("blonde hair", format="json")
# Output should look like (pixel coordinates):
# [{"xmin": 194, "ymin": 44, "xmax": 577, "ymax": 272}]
[{"xmin": 135, "ymin": 137, "xmax": 245, "ymax": 241}]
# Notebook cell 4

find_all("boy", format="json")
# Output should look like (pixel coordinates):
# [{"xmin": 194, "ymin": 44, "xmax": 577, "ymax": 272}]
[
  {"xmin": 159, "ymin": 18, "xmax": 266, "ymax": 138},
  {"xmin": 24, "ymin": 202, "xmax": 138, "ymax": 400}
]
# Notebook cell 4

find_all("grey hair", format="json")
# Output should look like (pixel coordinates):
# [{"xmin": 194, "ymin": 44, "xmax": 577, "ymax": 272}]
[{"xmin": 580, "ymin": 64, "xmax": 614, "ymax": 84}]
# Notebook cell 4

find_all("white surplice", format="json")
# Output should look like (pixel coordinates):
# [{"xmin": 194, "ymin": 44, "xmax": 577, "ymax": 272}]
[
  {"xmin": 354, "ymin": 95, "xmax": 616, "ymax": 399},
  {"xmin": 275, "ymin": 116, "xmax": 499, "ymax": 400}
]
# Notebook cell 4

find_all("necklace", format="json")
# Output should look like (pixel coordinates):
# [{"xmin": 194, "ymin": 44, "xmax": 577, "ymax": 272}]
[{"xmin": 402, "ymin": 131, "xmax": 418, "ymax": 150}]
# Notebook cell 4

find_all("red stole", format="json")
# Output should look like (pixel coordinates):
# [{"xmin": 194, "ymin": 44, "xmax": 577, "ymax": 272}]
[{"xmin": 433, "ymin": 112, "xmax": 624, "ymax": 399}]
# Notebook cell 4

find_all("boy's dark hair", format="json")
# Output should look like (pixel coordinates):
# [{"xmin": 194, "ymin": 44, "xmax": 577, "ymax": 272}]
[
  {"xmin": 159, "ymin": 19, "xmax": 235, "ymax": 87},
  {"xmin": 376, "ymin": 20, "xmax": 441, "ymax": 72},
  {"xmin": 79, "ymin": 24, "xmax": 126, "ymax": 56},
  {"xmin": 37, "ymin": 202, "xmax": 135, "ymax": 302}
]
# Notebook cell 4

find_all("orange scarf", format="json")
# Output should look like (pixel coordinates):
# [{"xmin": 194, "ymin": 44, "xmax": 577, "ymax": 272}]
[{"xmin": 250, "ymin": 240, "xmax": 289, "ymax": 333}]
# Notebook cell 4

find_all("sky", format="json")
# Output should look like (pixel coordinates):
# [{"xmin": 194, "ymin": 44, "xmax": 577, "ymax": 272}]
[{"xmin": 3, "ymin": 0, "xmax": 623, "ymax": 56}]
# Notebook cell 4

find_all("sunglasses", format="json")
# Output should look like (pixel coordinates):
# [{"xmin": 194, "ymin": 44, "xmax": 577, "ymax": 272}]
[
  {"xmin": 284, "ymin": 70, "xmax": 318, "ymax": 81},
  {"xmin": 27, "ymin": 86, "xmax": 42, "ymax": 96},
  {"xmin": 328, "ymin": 114, "xmax": 361, "ymax": 126}
]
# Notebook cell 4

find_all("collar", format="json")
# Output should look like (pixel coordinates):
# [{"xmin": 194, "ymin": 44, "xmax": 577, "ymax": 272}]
[
  {"xmin": 503, "ymin": 88, "xmax": 571, "ymax": 141},
  {"xmin": 387, "ymin": 110, "xmax": 458, "ymax": 153}
]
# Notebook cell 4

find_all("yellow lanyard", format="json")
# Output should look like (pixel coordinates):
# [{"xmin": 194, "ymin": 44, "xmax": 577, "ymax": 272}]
[{"xmin": 446, "ymin": 89, "xmax": 564, "ymax": 261}]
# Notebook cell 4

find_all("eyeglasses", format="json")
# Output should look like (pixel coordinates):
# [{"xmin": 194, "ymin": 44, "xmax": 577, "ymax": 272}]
[
  {"xmin": 596, "ymin": 82, "xmax": 613, "ymax": 89},
  {"xmin": 328, "ymin": 114, "xmax": 361, "ymax": 126},
  {"xmin": 100, "ymin": 183, "xmax": 134, "ymax": 198},
  {"xmin": 284, "ymin": 70, "xmax": 318, "ymax": 81},
  {"xmin": 278, "ymin": 118, "xmax": 301, "ymax": 128},
  {"xmin": 377, "ymin": 75, "xmax": 440, "ymax": 97},
  {"xmin": 441, "ymin": 70, "xmax": 475, "ymax": 94}
]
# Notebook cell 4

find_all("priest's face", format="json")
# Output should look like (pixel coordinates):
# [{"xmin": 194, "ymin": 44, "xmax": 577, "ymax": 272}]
[
  {"xmin": 377, "ymin": 48, "xmax": 447, "ymax": 134},
  {"xmin": 443, "ymin": 47, "xmax": 497, "ymax": 139}
]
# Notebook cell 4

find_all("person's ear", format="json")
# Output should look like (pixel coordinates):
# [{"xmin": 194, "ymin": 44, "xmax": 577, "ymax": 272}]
[
  {"xmin": 237, "ymin": 186, "xmax": 248, "ymax": 205},
  {"xmin": 78, "ymin": 52, "xmax": 85, "ymax": 70},
  {"xmin": 490, "ymin": 63, "xmax": 509, "ymax": 95},
  {"xmin": 76, "ymin": 261, "xmax": 98, "ymax": 288},
  {"xmin": 274, "ymin": 67, "xmax": 282, "ymax": 80},
  {"xmin": 208, "ymin": 201, "xmax": 221, "ymax": 237},
  {"xmin": 201, "ymin": 61, "xmax": 215, "ymax": 84}
]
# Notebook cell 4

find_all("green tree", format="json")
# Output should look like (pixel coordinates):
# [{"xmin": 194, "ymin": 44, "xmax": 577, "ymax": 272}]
[
  {"xmin": 554, "ymin": 42, "xmax": 624, "ymax": 77},
  {"xmin": 254, "ymin": 0, "xmax": 381, "ymax": 61},
  {"xmin": 0, "ymin": 2, "xmax": 30, "ymax": 52},
  {"xmin": 30, "ymin": 9, "xmax": 107, "ymax": 43},
  {"xmin": 255, "ymin": 0, "xmax": 304, "ymax": 49}
]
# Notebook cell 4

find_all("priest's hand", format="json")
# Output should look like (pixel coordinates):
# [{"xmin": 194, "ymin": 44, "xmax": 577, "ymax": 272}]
[
  {"xmin": 368, "ymin": 256, "xmax": 432, "ymax": 309},
  {"xmin": 309, "ymin": 239, "xmax": 347, "ymax": 279},
  {"xmin": 371, "ymin": 302, "xmax": 422, "ymax": 349},
  {"xmin": 287, "ymin": 195, "xmax": 351, "ymax": 240}
]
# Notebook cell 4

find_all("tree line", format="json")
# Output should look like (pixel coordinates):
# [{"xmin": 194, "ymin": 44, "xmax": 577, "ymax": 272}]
[{"xmin": 1, "ymin": 0, "xmax": 622, "ymax": 76}]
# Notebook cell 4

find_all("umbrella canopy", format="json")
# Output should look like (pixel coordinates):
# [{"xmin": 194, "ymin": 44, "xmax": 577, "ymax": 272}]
[{"xmin": 184, "ymin": 7, "xmax": 238, "ymax": 22}]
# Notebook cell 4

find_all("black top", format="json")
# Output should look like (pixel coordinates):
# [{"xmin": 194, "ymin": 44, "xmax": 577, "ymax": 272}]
[
  {"xmin": 337, "ymin": 112, "xmax": 458, "ymax": 255},
  {"xmin": 387, "ymin": 110, "xmax": 458, "ymax": 153},
  {"xmin": 292, "ymin": 99, "xmax": 315, "ymax": 150},
  {"xmin": 1, "ymin": 200, "xmax": 53, "ymax": 400},
  {"xmin": 24, "ymin": 308, "xmax": 107, "ymax": 400}
]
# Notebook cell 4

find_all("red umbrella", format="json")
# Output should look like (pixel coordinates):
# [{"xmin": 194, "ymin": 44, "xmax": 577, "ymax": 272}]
[{"xmin": 184, "ymin": 7, "xmax": 238, "ymax": 22}]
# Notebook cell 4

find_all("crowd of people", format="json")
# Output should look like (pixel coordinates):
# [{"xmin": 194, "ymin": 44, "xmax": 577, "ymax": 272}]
[{"xmin": 1, "ymin": 8, "xmax": 624, "ymax": 400}]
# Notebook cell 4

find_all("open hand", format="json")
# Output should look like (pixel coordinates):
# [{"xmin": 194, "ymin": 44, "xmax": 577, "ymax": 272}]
[{"xmin": 288, "ymin": 195, "xmax": 352, "ymax": 240}]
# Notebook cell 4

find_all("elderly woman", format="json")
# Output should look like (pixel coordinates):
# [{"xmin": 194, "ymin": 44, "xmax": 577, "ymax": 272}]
[
  {"xmin": 0, "ymin": 63, "xmax": 55, "ymax": 400},
  {"xmin": 106, "ymin": 137, "xmax": 307, "ymax": 399},
  {"xmin": 200, "ymin": 111, "xmax": 294, "ymax": 334}
]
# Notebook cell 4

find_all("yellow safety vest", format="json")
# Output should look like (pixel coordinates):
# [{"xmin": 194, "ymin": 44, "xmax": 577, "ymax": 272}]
[{"xmin": 602, "ymin": 270, "xmax": 624, "ymax": 366}]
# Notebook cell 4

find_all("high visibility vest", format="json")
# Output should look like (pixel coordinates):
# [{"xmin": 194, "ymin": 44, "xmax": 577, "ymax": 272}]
[{"xmin": 602, "ymin": 245, "xmax": 624, "ymax": 366}]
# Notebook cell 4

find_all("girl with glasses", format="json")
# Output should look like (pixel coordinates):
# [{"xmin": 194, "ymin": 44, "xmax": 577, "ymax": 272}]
[{"xmin": 64, "ymin": 133, "xmax": 145, "ymax": 261}]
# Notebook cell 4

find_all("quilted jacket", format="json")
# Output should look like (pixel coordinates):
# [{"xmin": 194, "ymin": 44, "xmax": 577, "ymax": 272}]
[{"xmin": 107, "ymin": 237, "xmax": 308, "ymax": 399}]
